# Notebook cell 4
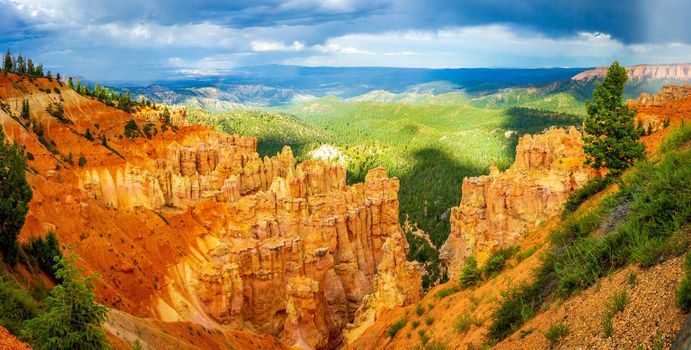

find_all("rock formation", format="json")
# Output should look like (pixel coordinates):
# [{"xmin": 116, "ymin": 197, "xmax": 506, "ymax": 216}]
[
  {"xmin": 0, "ymin": 72, "xmax": 421, "ymax": 350},
  {"xmin": 571, "ymin": 64, "xmax": 691, "ymax": 82},
  {"xmin": 154, "ymin": 165, "xmax": 421, "ymax": 349},
  {"xmin": 133, "ymin": 105, "xmax": 187, "ymax": 126},
  {"xmin": 636, "ymin": 85, "xmax": 691, "ymax": 107},
  {"xmin": 440, "ymin": 127, "xmax": 595, "ymax": 277}
]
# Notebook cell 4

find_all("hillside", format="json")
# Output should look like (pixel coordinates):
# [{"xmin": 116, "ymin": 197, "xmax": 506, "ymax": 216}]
[
  {"xmin": 0, "ymin": 70, "xmax": 430, "ymax": 349},
  {"xmin": 344, "ymin": 86, "xmax": 691, "ymax": 350}
]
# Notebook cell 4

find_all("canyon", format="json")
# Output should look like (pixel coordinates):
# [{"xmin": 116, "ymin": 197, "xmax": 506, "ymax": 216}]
[
  {"xmin": 0, "ymin": 73, "xmax": 421, "ymax": 349},
  {"xmin": 0, "ymin": 68, "xmax": 689, "ymax": 349}
]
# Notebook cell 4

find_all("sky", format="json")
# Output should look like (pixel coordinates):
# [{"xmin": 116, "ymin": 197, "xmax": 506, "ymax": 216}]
[{"xmin": 1, "ymin": 0, "xmax": 690, "ymax": 82}]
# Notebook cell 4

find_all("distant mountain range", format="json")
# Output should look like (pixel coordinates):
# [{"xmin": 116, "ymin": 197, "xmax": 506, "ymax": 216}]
[{"xmin": 123, "ymin": 64, "xmax": 690, "ymax": 111}]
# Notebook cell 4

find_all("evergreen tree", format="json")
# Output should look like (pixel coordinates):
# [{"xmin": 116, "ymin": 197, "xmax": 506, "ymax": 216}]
[
  {"xmin": 16, "ymin": 55, "xmax": 25, "ymax": 75},
  {"xmin": 21, "ymin": 99, "xmax": 30, "ymax": 121},
  {"xmin": 0, "ymin": 125, "xmax": 33, "ymax": 266},
  {"xmin": 21, "ymin": 254, "xmax": 109, "ymax": 349},
  {"xmin": 24, "ymin": 231, "xmax": 63, "ymax": 280},
  {"xmin": 583, "ymin": 61, "xmax": 645, "ymax": 175},
  {"xmin": 68, "ymin": 77, "xmax": 73, "ymax": 89},
  {"xmin": 27, "ymin": 59, "xmax": 34, "ymax": 76},
  {"xmin": 56, "ymin": 72, "xmax": 61, "ymax": 83},
  {"xmin": 35, "ymin": 64, "xmax": 43, "ymax": 77},
  {"xmin": 3, "ymin": 50, "xmax": 11, "ymax": 73},
  {"xmin": 46, "ymin": 70, "xmax": 52, "ymax": 81},
  {"xmin": 84, "ymin": 128, "xmax": 94, "ymax": 141},
  {"xmin": 162, "ymin": 107, "xmax": 171, "ymax": 124}
]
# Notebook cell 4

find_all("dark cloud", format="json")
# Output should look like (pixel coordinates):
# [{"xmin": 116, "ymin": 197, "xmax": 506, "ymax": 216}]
[{"xmin": 0, "ymin": 0, "xmax": 688, "ymax": 81}]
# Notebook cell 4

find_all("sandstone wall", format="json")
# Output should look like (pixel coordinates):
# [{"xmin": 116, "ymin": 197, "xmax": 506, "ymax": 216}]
[{"xmin": 440, "ymin": 127, "xmax": 595, "ymax": 277}]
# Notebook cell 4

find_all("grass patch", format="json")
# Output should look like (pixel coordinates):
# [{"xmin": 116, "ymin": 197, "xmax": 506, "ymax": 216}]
[
  {"xmin": 605, "ymin": 290, "xmax": 628, "ymax": 316},
  {"xmin": 543, "ymin": 322, "xmax": 569, "ymax": 346},
  {"xmin": 482, "ymin": 246, "xmax": 518, "ymax": 278},
  {"xmin": 660, "ymin": 120, "xmax": 691, "ymax": 153},
  {"xmin": 460, "ymin": 256, "xmax": 482, "ymax": 288},
  {"xmin": 562, "ymin": 176, "xmax": 612, "ymax": 218},
  {"xmin": 515, "ymin": 246, "xmax": 539, "ymax": 263},
  {"xmin": 454, "ymin": 313, "xmax": 481, "ymax": 334},
  {"xmin": 676, "ymin": 253, "xmax": 691, "ymax": 312},
  {"xmin": 386, "ymin": 318, "xmax": 407, "ymax": 338},
  {"xmin": 435, "ymin": 285, "xmax": 460, "ymax": 299},
  {"xmin": 0, "ymin": 277, "xmax": 44, "ymax": 336}
]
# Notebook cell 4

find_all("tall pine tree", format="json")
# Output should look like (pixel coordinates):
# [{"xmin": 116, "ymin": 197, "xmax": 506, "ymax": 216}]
[
  {"xmin": 3, "ymin": 50, "xmax": 12, "ymax": 73},
  {"xmin": 0, "ymin": 125, "xmax": 32, "ymax": 265},
  {"xmin": 583, "ymin": 61, "xmax": 645, "ymax": 175}
]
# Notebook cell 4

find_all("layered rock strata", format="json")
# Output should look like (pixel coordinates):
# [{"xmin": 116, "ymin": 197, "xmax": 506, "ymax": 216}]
[
  {"xmin": 75, "ymin": 128, "xmax": 421, "ymax": 349},
  {"xmin": 440, "ymin": 127, "xmax": 595, "ymax": 277}
]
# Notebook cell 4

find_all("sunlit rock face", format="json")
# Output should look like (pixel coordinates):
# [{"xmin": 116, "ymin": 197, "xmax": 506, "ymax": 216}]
[
  {"xmin": 153, "ymin": 164, "xmax": 421, "ymax": 350},
  {"xmin": 440, "ymin": 127, "xmax": 595, "ymax": 277},
  {"xmin": 72, "ymin": 126, "xmax": 420, "ymax": 349}
]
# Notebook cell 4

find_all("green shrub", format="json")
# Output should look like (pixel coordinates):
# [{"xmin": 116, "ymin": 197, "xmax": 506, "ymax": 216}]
[
  {"xmin": 415, "ymin": 304, "xmax": 425, "ymax": 316},
  {"xmin": 543, "ymin": 322, "xmax": 569, "ymax": 346},
  {"xmin": 425, "ymin": 317, "xmax": 434, "ymax": 326},
  {"xmin": 0, "ymin": 278, "xmax": 42, "ymax": 335},
  {"xmin": 435, "ymin": 286, "xmax": 459, "ymax": 298},
  {"xmin": 460, "ymin": 256, "xmax": 482, "ymax": 288},
  {"xmin": 482, "ymin": 246, "xmax": 518, "ymax": 278},
  {"xmin": 562, "ymin": 176, "xmax": 611, "ymax": 217},
  {"xmin": 21, "ymin": 255, "xmax": 109, "ymax": 349},
  {"xmin": 660, "ymin": 120, "xmax": 691, "ymax": 153},
  {"xmin": 124, "ymin": 119, "xmax": 142, "ymax": 139},
  {"xmin": 676, "ymin": 253, "xmax": 691, "ymax": 312},
  {"xmin": 78, "ymin": 155, "xmax": 87, "ymax": 167},
  {"xmin": 411, "ymin": 320, "xmax": 420, "ymax": 329},
  {"xmin": 515, "ymin": 246, "xmax": 538, "ymax": 263},
  {"xmin": 418, "ymin": 329, "xmax": 429, "ymax": 345},
  {"xmin": 142, "ymin": 122, "xmax": 156, "ymax": 139},
  {"xmin": 606, "ymin": 290, "xmax": 628, "ymax": 316},
  {"xmin": 602, "ymin": 316, "xmax": 614, "ymax": 338},
  {"xmin": 23, "ymin": 232, "xmax": 63, "ymax": 280},
  {"xmin": 45, "ymin": 103, "xmax": 70, "ymax": 124},
  {"xmin": 386, "ymin": 318, "xmax": 407, "ymax": 338},
  {"xmin": 454, "ymin": 313, "xmax": 480, "ymax": 334}
]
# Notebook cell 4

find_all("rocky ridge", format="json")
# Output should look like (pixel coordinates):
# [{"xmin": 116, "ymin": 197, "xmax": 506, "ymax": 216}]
[
  {"xmin": 440, "ymin": 127, "xmax": 595, "ymax": 276},
  {"xmin": 572, "ymin": 64, "xmax": 691, "ymax": 82}
]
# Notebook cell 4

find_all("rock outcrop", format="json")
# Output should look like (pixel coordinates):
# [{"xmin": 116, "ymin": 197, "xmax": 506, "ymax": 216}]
[
  {"xmin": 440, "ymin": 127, "xmax": 595, "ymax": 277},
  {"xmin": 635, "ymin": 85, "xmax": 691, "ymax": 107},
  {"xmin": 134, "ymin": 105, "xmax": 187, "ymax": 125},
  {"xmin": 152, "ymin": 165, "xmax": 421, "ymax": 349},
  {"xmin": 78, "ymin": 135, "xmax": 296, "ymax": 210}
]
